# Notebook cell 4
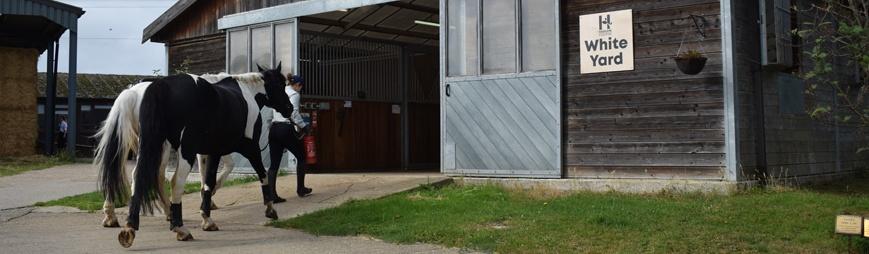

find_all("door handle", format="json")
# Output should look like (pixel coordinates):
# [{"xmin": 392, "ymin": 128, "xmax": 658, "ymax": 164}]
[{"xmin": 445, "ymin": 84, "xmax": 451, "ymax": 97}]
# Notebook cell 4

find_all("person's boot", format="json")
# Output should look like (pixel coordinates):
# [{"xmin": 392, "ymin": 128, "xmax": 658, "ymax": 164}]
[
  {"xmin": 297, "ymin": 187, "xmax": 312, "ymax": 197},
  {"xmin": 296, "ymin": 170, "xmax": 312, "ymax": 197},
  {"xmin": 274, "ymin": 195, "xmax": 287, "ymax": 203},
  {"xmin": 268, "ymin": 166, "xmax": 285, "ymax": 203}
]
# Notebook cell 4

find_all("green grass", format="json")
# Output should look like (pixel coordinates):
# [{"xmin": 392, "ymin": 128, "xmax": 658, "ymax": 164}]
[
  {"xmin": 0, "ymin": 155, "xmax": 79, "ymax": 177},
  {"xmin": 274, "ymin": 179, "xmax": 869, "ymax": 253},
  {"xmin": 35, "ymin": 174, "xmax": 267, "ymax": 212}
]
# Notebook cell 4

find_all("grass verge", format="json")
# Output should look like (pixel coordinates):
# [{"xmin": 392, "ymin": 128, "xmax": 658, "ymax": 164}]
[
  {"xmin": 0, "ymin": 155, "xmax": 80, "ymax": 177},
  {"xmin": 35, "ymin": 174, "xmax": 266, "ymax": 212},
  {"xmin": 273, "ymin": 179, "xmax": 869, "ymax": 253}
]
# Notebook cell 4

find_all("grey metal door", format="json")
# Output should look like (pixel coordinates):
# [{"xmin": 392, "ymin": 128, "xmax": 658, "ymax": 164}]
[{"xmin": 442, "ymin": 73, "xmax": 561, "ymax": 178}]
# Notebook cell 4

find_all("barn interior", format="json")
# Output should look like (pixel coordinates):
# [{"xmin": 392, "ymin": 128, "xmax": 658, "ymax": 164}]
[{"xmin": 292, "ymin": 0, "xmax": 440, "ymax": 172}]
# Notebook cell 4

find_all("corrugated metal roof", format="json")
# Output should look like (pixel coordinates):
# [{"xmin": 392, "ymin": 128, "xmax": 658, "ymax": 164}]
[
  {"xmin": 0, "ymin": 0, "xmax": 84, "ymax": 31},
  {"xmin": 37, "ymin": 73, "xmax": 161, "ymax": 99}
]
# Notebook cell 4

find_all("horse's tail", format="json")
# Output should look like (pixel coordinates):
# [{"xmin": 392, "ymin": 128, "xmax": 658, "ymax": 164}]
[
  {"xmin": 132, "ymin": 79, "xmax": 169, "ymax": 214},
  {"xmin": 95, "ymin": 83, "xmax": 146, "ymax": 205}
]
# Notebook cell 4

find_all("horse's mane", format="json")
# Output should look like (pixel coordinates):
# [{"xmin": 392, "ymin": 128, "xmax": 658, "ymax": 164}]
[{"xmin": 196, "ymin": 72, "xmax": 264, "ymax": 87}]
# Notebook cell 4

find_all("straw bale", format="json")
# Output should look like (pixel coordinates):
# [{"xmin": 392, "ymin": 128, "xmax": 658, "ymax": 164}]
[{"xmin": 0, "ymin": 47, "xmax": 39, "ymax": 156}]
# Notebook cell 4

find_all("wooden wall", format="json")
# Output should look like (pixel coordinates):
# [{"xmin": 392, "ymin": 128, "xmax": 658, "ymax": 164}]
[
  {"xmin": 408, "ymin": 102, "xmax": 439, "ymax": 168},
  {"xmin": 167, "ymin": 34, "xmax": 227, "ymax": 74},
  {"xmin": 561, "ymin": 0, "xmax": 726, "ymax": 180},
  {"xmin": 300, "ymin": 99, "xmax": 438, "ymax": 171},
  {"xmin": 733, "ymin": 0, "xmax": 869, "ymax": 179}
]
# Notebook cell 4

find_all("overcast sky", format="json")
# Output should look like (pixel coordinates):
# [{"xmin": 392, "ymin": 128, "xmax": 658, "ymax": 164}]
[{"xmin": 37, "ymin": 0, "xmax": 176, "ymax": 75}]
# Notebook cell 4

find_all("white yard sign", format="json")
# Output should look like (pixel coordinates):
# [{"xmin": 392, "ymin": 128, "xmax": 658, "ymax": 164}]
[{"xmin": 579, "ymin": 9, "xmax": 635, "ymax": 74}]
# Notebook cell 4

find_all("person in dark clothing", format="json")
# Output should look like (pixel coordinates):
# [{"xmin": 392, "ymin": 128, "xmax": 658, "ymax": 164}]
[
  {"xmin": 57, "ymin": 116, "xmax": 68, "ymax": 151},
  {"xmin": 268, "ymin": 74, "xmax": 312, "ymax": 202}
]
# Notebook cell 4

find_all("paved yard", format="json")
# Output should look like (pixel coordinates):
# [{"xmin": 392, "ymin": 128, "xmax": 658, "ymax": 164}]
[
  {"xmin": 0, "ymin": 165, "xmax": 463, "ymax": 254},
  {"xmin": 0, "ymin": 163, "xmax": 97, "ymax": 210}
]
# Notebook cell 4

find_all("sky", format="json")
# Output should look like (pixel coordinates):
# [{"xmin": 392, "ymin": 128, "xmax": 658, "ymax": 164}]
[{"xmin": 36, "ymin": 0, "xmax": 176, "ymax": 75}]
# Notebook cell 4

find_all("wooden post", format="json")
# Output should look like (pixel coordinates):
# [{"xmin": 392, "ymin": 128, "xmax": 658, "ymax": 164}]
[
  {"xmin": 67, "ymin": 29, "xmax": 78, "ymax": 156},
  {"xmin": 44, "ymin": 41, "xmax": 56, "ymax": 155}
]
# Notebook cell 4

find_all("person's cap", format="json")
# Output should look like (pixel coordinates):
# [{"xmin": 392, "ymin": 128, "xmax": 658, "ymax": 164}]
[{"xmin": 290, "ymin": 75, "xmax": 304, "ymax": 85}]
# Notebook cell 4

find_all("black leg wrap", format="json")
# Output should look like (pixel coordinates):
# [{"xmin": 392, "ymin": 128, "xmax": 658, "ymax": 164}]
[
  {"xmin": 127, "ymin": 215, "xmax": 140, "ymax": 230},
  {"xmin": 268, "ymin": 167, "xmax": 279, "ymax": 198},
  {"xmin": 170, "ymin": 203, "xmax": 183, "ymax": 230},
  {"xmin": 200, "ymin": 190, "xmax": 212, "ymax": 217},
  {"xmin": 260, "ymin": 184, "xmax": 273, "ymax": 204}
]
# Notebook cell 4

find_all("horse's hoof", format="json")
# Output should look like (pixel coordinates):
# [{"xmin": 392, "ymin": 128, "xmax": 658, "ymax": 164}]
[
  {"xmin": 265, "ymin": 207, "xmax": 278, "ymax": 220},
  {"xmin": 118, "ymin": 227, "xmax": 136, "ymax": 248},
  {"xmin": 176, "ymin": 231, "xmax": 194, "ymax": 241},
  {"xmin": 173, "ymin": 226, "xmax": 194, "ymax": 241},
  {"xmin": 102, "ymin": 216, "xmax": 120, "ymax": 228},
  {"xmin": 201, "ymin": 220, "xmax": 219, "ymax": 231}
]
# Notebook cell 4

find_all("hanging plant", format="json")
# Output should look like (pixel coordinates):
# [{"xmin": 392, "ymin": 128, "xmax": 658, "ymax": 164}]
[
  {"xmin": 673, "ymin": 15, "xmax": 709, "ymax": 75},
  {"xmin": 674, "ymin": 50, "xmax": 708, "ymax": 75}
]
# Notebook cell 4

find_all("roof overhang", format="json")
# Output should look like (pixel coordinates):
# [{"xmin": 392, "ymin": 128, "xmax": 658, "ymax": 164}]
[
  {"xmin": 141, "ymin": 0, "xmax": 198, "ymax": 43},
  {"xmin": 0, "ymin": 0, "xmax": 84, "ymax": 30},
  {"xmin": 217, "ymin": 0, "xmax": 398, "ymax": 30},
  {"xmin": 0, "ymin": 0, "xmax": 84, "ymax": 52}
]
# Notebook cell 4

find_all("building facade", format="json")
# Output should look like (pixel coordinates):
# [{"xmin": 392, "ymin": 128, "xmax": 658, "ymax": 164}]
[{"xmin": 143, "ymin": 0, "xmax": 867, "ymax": 190}]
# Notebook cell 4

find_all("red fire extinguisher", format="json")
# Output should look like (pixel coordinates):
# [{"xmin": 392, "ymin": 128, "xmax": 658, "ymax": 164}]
[{"xmin": 304, "ymin": 111, "xmax": 317, "ymax": 165}]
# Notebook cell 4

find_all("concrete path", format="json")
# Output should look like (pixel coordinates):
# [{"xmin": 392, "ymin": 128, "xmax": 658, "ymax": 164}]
[
  {"xmin": 0, "ymin": 171, "xmax": 466, "ymax": 254},
  {"xmin": 0, "ymin": 163, "xmax": 97, "ymax": 210}
]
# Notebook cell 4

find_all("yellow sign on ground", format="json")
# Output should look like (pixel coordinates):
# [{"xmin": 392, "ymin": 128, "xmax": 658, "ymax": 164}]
[{"xmin": 836, "ymin": 215, "xmax": 863, "ymax": 235}]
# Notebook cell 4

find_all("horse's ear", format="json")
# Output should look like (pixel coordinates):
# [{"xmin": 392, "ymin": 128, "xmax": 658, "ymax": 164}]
[
  {"xmin": 276, "ymin": 61, "xmax": 282, "ymax": 72},
  {"xmin": 256, "ymin": 63, "xmax": 265, "ymax": 72}
]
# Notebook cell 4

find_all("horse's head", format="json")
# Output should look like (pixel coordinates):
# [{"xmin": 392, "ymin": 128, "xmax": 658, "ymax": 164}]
[{"xmin": 257, "ymin": 62, "xmax": 292, "ymax": 117}]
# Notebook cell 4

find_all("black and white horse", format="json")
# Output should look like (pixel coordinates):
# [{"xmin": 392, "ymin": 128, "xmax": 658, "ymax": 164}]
[
  {"xmin": 95, "ymin": 80, "xmax": 244, "ymax": 228},
  {"xmin": 96, "ymin": 65, "xmax": 292, "ymax": 248}
]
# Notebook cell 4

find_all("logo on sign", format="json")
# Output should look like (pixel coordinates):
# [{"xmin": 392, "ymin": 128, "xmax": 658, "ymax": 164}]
[{"xmin": 598, "ymin": 14, "xmax": 612, "ymax": 35}]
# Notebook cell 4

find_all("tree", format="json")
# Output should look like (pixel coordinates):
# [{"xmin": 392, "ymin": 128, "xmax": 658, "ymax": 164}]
[{"xmin": 797, "ymin": 0, "xmax": 869, "ymax": 154}]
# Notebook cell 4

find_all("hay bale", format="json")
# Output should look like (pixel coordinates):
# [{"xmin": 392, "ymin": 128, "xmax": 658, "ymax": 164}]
[{"xmin": 0, "ymin": 47, "xmax": 39, "ymax": 156}]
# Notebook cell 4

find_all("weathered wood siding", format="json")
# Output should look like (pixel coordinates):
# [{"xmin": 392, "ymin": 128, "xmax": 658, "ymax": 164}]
[
  {"xmin": 167, "ymin": 34, "xmax": 227, "ymax": 74},
  {"xmin": 562, "ymin": 0, "xmax": 726, "ymax": 179},
  {"xmin": 740, "ymin": 0, "xmax": 867, "ymax": 179}
]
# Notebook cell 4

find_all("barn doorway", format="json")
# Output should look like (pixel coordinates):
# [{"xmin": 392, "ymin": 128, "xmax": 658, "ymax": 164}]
[{"xmin": 294, "ymin": 3, "xmax": 440, "ymax": 173}]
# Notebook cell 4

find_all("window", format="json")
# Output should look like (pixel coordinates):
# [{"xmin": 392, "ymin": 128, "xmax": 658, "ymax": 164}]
[
  {"xmin": 446, "ymin": 0, "xmax": 557, "ymax": 77},
  {"xmin": 447, "ymin": 0, "xmax": 479, "ymax": 76},
  {"xmin": 482, "ymin": 0, "xmax": 517, "ymax": 74},
  {"xmin": 229, "ymin": 29, "xmax": 249, "ymax": 74},
  {"xmin": 226, "ymin": 21, "xmax": 297, "ymax": 75},
  {"xmin": 761, "ymin": 0, "xmax": 794, "ymax": 67},
  {"xmin": 521, "ymin": 0, "xmax": 556, "ymax": 71},
  {"xmin": 251, "ymin": 26, "xmax": 273, "ymax": 69},
  {"xmin": 275, "ymin": 22, "xmax": 295, "ymax": 77}
]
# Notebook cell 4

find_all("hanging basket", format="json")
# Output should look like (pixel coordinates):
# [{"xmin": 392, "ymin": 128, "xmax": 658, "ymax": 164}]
[
  {"xmin": 673, "ymin": 15, "xmax": 709, "ymax": 75},
  {"xmin": 674, "ymin": 56, "xmax": 707, "ymax": 75}
]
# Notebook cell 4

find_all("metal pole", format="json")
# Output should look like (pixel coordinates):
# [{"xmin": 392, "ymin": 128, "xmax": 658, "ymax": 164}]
[
  {"xmin": 400, "ymin": 47, "xmax": 409, "ymax": 170},
  {"xmin": 67, "ymin": 29, "xmax": 78, "ymax": 157},
  {"xmin": 44, "ymin": 41, "xmax": 56, "ymax": 155}
]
